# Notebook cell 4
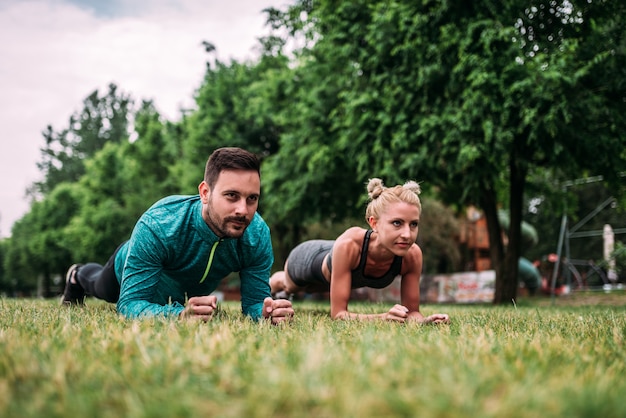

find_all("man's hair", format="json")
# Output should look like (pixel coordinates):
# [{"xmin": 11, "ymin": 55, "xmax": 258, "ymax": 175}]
[{"xmin": 204, "ymin": 147, "xmax": 261, "ymax": 189}]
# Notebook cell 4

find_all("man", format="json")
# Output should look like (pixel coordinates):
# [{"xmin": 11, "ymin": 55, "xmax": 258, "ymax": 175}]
[{"xmin": 61, "ymin": 147, "xmax": 294, "ymax": 324}]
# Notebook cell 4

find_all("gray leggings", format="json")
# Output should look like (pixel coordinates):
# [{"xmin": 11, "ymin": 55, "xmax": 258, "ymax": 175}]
[{"xmin": 286, "ymin": 240, "xmax": 333, "ymax": 287}]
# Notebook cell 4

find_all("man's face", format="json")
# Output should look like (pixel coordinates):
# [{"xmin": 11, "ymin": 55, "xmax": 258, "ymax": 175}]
[{"xmin": 199, "ymin": 169, "xmax": 261, "ymax": 238}]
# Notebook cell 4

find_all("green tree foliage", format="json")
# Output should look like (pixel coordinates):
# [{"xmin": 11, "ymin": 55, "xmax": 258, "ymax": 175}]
[
  {"xmin": 419, "ymin": 199, "xmax": 461, "ymax": 274},
  {"xmin": 64, "ymin": 143, "xmax": 135, "ymax": 262},
  {"xmin": 64, "ymin": 102, "xmax": 178, "ymax": 263},
  {"xmin": 120, "ymin": 101, "xmax": 181, "ymax": 215},
  {"xmin": 30, "ymin": 83, "xmax": 133, "ymax": 197},
  {"xmin": 2, "ymin": 216, "xmax": 38, "ymax": 295},
  {"xmin": 176, "ymin": 49, "xmax": 308, "ymax": 260},
  {"xmin": 0, "ymin": 239, "xmax": 9, "ymax": 293},
  {"xmin": 260, "ymin": 3, "xmax": 374, "ymax": 260},
  {"xmin": 266, "ymin": 0, "xmax": 626, "ymax": 303},
  {"xmin": 4, "ymin": 2, "xmax": 625, "ymax": 302},
  {"xmin": 610, "ymin": 241, "xmax": 626, "ymax": 279},
  {"xmin": 4, "ymin": 93, "xmax": 175, "ymax": 293},
  {"xmin": 3, "ymin": 183, "xmax": 84, "ymax": 296},
  {"xmin": 176, "ymin": 55, "xmax": 287, "ymax": 193},
  {"xmin": 5, "ymin": 84, "xmax": 133, "ymax": 294}
]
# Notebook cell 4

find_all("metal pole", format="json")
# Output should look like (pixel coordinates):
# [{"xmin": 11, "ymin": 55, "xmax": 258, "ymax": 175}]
[
  {"xmin": 565, "ymin": 224, "xmax": 571, "ymax": 290},
  {"xmin": 568, "ymin": 197, "xmax": 615, "ymax": 234},
  {"xmin": 551, "ymin": 214, "xmax": 567, "ymax": 305}
]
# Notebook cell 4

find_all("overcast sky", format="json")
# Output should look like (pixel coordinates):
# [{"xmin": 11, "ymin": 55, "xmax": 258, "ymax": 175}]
[{"xmin": 0, "ymin": 0, "xmax": 287, "ymax": 238}]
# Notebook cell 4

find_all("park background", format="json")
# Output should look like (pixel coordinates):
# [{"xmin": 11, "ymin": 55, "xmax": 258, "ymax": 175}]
[
  {"xmin": 1, "ymin": 0, "xmax": 625, "ymax": 304},
  {"xmin": 1, "ymin": 2, "xmax": 625, "ymax": 417}
]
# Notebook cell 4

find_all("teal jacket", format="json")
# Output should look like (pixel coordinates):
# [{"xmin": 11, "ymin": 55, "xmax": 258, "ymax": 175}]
[{"xmin": 113, "ymin": 195, "xmax": 273, "ymax": 320}]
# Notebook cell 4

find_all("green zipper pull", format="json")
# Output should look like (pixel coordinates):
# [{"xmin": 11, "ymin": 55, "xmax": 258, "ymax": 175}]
[{"xmin": 199, "ymin": 239, "xmax": 222, "ymax": 283}]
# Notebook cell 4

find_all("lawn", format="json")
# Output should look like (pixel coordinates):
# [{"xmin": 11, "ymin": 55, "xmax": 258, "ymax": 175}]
[{"xmin": 1, "ymin": 292, "xmax": 624, "ymax": 418}]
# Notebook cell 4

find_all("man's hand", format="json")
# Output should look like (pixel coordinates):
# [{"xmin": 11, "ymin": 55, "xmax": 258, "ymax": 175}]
[
  {"xmin": 180, "ymin": 295, "xmax": 218, "ymax": 322},
  {"xmin": 262, "ymin": 297, "xmax": 294, "ymax": 324}
]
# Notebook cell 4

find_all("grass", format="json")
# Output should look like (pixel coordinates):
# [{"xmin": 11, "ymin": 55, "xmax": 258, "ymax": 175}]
[{"xmin": 0, "ymin": 292, "xmax": 624, "ymax": 418}]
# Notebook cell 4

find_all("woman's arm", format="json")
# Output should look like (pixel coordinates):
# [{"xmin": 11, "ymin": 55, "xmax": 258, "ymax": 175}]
[
  {"xmin": 402, "ymin": 245, "xmax": 450, "ymax": 324},
  {"xmin": 329, "ymin": 229, "xmax": 415, "ymax": 322},
  {"xmin": 401, "ymin": 245, "xmax": 425, "ymax": 321},
  {"xmin": 329, "ymin": 232, "xmax": 362, "ymax": 319}
]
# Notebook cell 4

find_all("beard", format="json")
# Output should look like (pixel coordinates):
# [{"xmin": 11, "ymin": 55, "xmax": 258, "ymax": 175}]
[{"xmin": 204, "ymin": 196, "xmax": 250, "ymax": 238}]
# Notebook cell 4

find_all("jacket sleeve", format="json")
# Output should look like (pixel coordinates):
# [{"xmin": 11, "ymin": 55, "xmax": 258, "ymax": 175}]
[
  {"xmin": 238, "ymin": 223, "xmax": 273, "ymax": 320},
  {"xmin": 116, "ymin": 219, "xmax": 185, "ymax": 319}
]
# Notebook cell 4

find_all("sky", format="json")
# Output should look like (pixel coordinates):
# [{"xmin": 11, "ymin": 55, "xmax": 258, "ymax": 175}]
[{"xmin": 0, "ymin": 0, "xmax": 288, "ymax": 238}]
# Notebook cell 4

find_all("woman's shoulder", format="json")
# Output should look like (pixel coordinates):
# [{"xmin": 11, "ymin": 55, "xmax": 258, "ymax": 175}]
[
  {"xmin": 406, "ymin": 242, "xmax": 423, "ymax": 259},
  {"xmin": 336, "ymin": 226, "xmax": 368, "ymax": 242},
  {"xmin": 331, "ymin": 227, "xmax": 366, "ymax": 270},
  {"xmin": 333, "ymin": 227, "xmax": 367, "ymax": 251},
  {"xmin": 401, "ymin": 243, "xmax": 423, "ymax": 274}
]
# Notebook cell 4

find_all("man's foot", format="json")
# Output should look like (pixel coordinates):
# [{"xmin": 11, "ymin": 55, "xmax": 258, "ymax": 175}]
[{"xmin": 60, "ymin": 264, "xmax": 85, "ymax": 306}]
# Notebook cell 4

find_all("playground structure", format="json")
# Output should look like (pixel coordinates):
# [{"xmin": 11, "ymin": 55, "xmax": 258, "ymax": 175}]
[{"xmin": 550, "ymin": 176, "xmax": 625, "ymax": 296}]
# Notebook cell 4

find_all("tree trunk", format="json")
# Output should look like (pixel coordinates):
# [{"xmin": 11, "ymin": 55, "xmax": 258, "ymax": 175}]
[
  {"xmin": 479, "ymin": 185, "xmax": 504, "ymax": 302},
  {"xmin": 502, "ymin": 153, "xmax": 527, "ymax": 303},
  {"xmin": 44, "ymin": 272, "xmax": 53, "ymax": 298},
  {"xmin": 37, "ymin": 271, "xmax": 54, "ymax": 298},
  {"xmin": 493, "ymin": 148, "xmax": 528, "ymax": 304}
]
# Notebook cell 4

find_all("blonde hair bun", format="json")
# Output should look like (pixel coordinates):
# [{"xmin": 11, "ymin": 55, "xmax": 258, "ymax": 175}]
[
  {"xmin": 366, "ymin": 178, "xmax": 385, "ymax": 200},
  {"xmin": 364, "ymin": 177, "xmax": 423, "ymax": 222},
  {"xmin": 403, "ymin": 180, "xmax": 421, "ymax": 196}
]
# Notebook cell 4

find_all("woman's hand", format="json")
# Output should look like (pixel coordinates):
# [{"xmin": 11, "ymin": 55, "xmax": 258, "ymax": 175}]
[
  {"xmin": 420, "ymin": 313, "xmax": 450, "ymax": 325},
  {"xmin": 384, "ymin": 304, "xmax": 410, "ymax": 322}
]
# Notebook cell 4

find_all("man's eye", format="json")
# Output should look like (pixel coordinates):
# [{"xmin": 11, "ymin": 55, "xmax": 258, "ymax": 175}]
[
  {"xmin": 411, "ymin": 222, "xmax": 419, "ymax": 228},
  {"xmin": 248, "ymin": 196, "xmax": 259, "ymax": 203}
]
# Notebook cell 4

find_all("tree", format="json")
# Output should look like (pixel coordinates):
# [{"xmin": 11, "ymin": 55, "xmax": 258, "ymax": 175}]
[
  {"xmin": 0, "ymin": 238, "xmax": 9, "ymax": 294},
  {"xmin": 176, "ymin": 55, "xmax": 287, "ymax": 193},
  {"xmin": 260, "ymin": 3, "xmax": 374, "ymax": 262},
  {"xmin": 3, "ymin": 183, "xmax": 84, "ymax": 296},
  {"xmin": 268, "ymin": 0, "xmax": 626, "ymax": 303},
  {"xmin": 178, "ymin": 45, "xmax": 314, "ymax": 261},
  {"xmin": 64, "ymin": 102, "xmax": 179, "ymax": 262},
  {"xmin": 7, "ymin": 88, "xmax": 175, "ymax": 291},
  {"xmin": 30, "ymin": 83, "xmax": 133, "ymax": 197},
  {"xmin": 122, "ymin": 100, "xmax": 181, "ymax": 213}
]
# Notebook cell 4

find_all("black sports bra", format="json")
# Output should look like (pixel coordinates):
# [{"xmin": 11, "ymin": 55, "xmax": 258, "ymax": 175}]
[{"xmin": 326, "ymin": 230, "xmax": 403, "ymax": 289}]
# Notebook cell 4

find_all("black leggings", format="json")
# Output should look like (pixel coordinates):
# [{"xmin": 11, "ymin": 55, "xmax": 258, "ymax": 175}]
[{"xmin": 76, "ymin": 242, "xmax": 125, "ymax": 303}]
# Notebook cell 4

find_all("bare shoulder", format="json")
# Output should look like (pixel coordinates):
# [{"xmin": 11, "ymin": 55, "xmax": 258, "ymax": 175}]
[
  {"xmin": 407, "ymin": 243, "xmax": 423, "ymax": 259},
  {"xmin": 335, "ymin": 226, "xmax": 367, "ymax": 246},
  {"xmin": 401, "ymin": 243, "xmax": 423, "ymax": 274},
  {"xmin": 333, "ymin": 227, "xmax": 367, "ymax": 266}
]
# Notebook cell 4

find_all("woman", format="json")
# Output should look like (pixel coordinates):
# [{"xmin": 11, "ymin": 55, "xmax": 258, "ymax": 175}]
[{"xmin": 270, "ymin": 178, "xmax": 450, "ymax": 324}]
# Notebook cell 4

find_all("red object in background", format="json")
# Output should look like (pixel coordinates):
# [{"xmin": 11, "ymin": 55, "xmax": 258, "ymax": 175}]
[{"xmin": 540, "ymin": 278, "xmax": 566, "ymax": 295}]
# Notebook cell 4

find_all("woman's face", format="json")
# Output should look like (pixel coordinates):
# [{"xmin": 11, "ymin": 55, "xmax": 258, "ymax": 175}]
[{"xmin": 369, "ymin": 201, "xmax": 420, "ymax": 256}]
